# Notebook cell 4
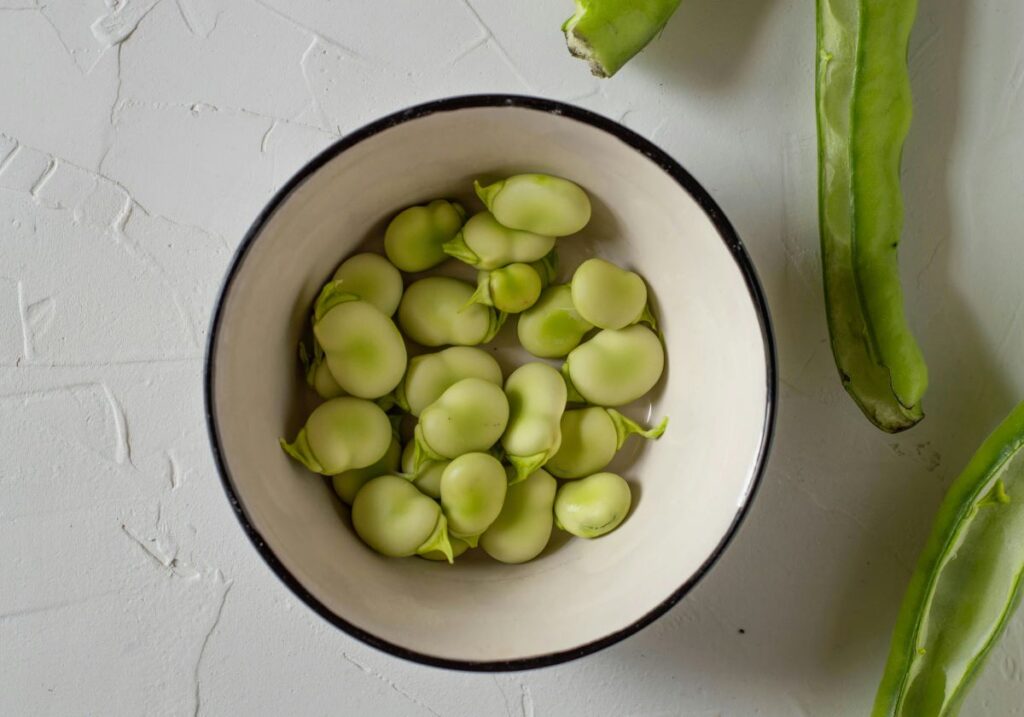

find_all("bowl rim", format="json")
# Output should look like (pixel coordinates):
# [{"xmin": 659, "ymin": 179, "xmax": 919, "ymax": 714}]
[{"xmin": 204, "ymin": 93, "xmax": 778, "ymax": 672}]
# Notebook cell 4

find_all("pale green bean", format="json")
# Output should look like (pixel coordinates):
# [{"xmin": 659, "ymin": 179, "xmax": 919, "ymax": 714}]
[
  {"xmin": 332, "ymin": 437, "xmax": 402, "ymax": 504},
  {"xmin": 332, "ymin": 252, "xmax": 404, "ymax": 316},
  {"xmin": 352, "ymin": 475, "xmax": 453, "ymax": 561},
  {"xmin": 570, "ymin": 258, "xmax": 650, "ymax": 330},
  {"xmin": 480, "ymin": 468, "xmax": 557, "ymax": 564},
  {"xmin": 280, "ymin": 397, "xmax": 392, "ymax": 475},
  {"xmin": 412, "ymin": 378, "xmax": 510, "ymax": 468},
  {"xmin": 546, "ymin": 407, "xmax": 668, "ymax": 478},
  {"xmin": 563, "ymin": 325, "xmax": 664, "ymax": 406},
  {"xmin": 395, "ymin": 346, "xmax": 502, "ymax": 416},
  {"xmin": 400, "ymin": 441, "xmax": 449, "ymax": 499},
  {"xmin": 475, "ymin": 174, "xmax": 591, "ymax": 236},
  {"xmin": 440, "ymin": 452, "xmax": 507, "ymax": 545},
  {"xmin": 517, "ymin": 284, "xmax": 593, "ymax": 358},
  {"xmin": 384, "ymin": 199, "xmax": 465, "ymax": 272},
  {"xmin": 554, "ymin": 472, "xmax": 632, "ymax": 538},
  {"xmin": 299, "ymin": 341, "xmax": 346, "ymax": 399},
  {"xmin": 398, "ymin": 276, "xmax": 504, "ymax": 347},
  {"xmin": 502, "ymin": 363, "xmax": 567, "ymax": 483},
  {"xmin": 443, "ymin": 211, "xmax": 555, "ymax": 270},
  {"xmin": 465, "ymin": 263, "xmax": 543, "ymax": 314}
]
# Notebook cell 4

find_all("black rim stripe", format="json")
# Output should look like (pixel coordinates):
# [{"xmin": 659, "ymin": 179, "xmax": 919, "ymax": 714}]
[{"xmin": 204, "ymin": 94, "xmax": 778, "ymax": 672}]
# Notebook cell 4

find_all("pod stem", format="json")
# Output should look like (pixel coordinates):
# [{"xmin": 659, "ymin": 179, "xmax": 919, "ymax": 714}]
[
  {"xmin": 279, "ymin": 428, "xmax": 325, "ymax": 474},
  {"xmin": 473, "ymin": 179, "xmax": 503, "ymax": 210},
  {"xmin": 462, "ymin": 272, "xmax": 494, "ymax": 311},
  {"xmin": 638, "ymin": 302, "xmax": 659, "ymax": 333},
  {"xmin": 451, "ymin": 532, "xmax": 480, "ymax": 549},
  {"xmin": 606, "ymin": 409, "xmax": 669, "ymax": 450},
  {"xmin": 442, "ymin": 233, "xmax": 481, "ymax": 267},
  {"xmin": 411, "ymin": 424, "xmax": 446, "ymax": 472},
  {"xmin": 507, "ymin": 452, "xmax": 549, "ymax": 485},
  {"xmin": 481, "ymin": 309, "xmax": 508, "ymax": 343},
  {"xmin": 560, "ymin": 362, "xmax": 586, "ymax": 404},
  {"xmin": 313, "ymin": 280, "xmax": 360, "ymax": 322},
  {"xmin": 417, "ymin": 513, "xmax": 454, "ymax": 564}
]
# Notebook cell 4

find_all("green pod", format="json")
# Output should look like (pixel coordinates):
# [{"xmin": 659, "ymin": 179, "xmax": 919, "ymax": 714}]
[
  {"xmin": 440, "ymin": 452, "xmax": 508, "ymax": 545},
  {"xmin": 299, "ymin": 341, "xmax": 346, "ymax": 399},
  {"xmin": 331, "ymin": 252, "xmax": 404, "ymax": 316},
  {"xmin": 563, "ymin": 325, "xmax": 664, "ymax": 406},
  {"xmin": 501, "ymin": 363, "xmax": 567, "ymax": 484},
  {"xmin": 554, "ymin": 472, "xmax": 632, "ymax": 538},
  {"xmin": 400, "ymin": 441, "xmax": 449, "ymax": 500},
  {"xmin": 475, "ymin": 175, "xmax": 591, "ymax": 237},
  {"xmin": 395, "ymin": 346, "xmax": 503, "ymax": 417},
  {"xmin": 517, "ymin": 284, "xmax": 594, "ymax": 359},
  {"xmin": 546, "ymin": 407, "xmax": 668, "ymax": 479},
  {"xmin": 312, "ymin": 282, "xmax": 407, "ymax": 399},
  {"xmin": 815, "ymin": 0, "xmax": 926, "ymax": 431},
  {"xmin": 570, "ymin": 258, "xmax": 651, "ymax": 330},
  {"xmin": 280, "ymin": 397, "xmax": 392, "ymax": 475},
  {"xmin": 420, "ymin": 536, "xmax": 470, "ymax": 562},
  {"xmin": 412, "ymin": 378, "xmax": 510, "ymax": 468},
  {"xmin": 873, "ymin": 400, "xmax": 1024, "ymax": 716},
  {"xmin": 563, "ymin": 0, "xmax": 682, "ymax": 78},
  {"xmin": 442, "ymin": 211, "xmax": 556, "ymax": 270},
  {"xmin": 466, "ymin": 263, "xmax": 544, "ymax": 314},
  {"xmin": 332, "ymin": 436, "xmax": 402, "ymax": 505},
  {"xmin": 351, "ymin": 475, "xmax": 453, "ymax": 562},
  {"xmin": 398, "ymin": 276, "xmax": 505, "ymax": 347},
  {"xmin": 383, "ymin": 199, "xmax": 465, "ymax": 272},
  {"xmin": 480, "ymin": 468, "xmax": 557, "ymax": 564}
]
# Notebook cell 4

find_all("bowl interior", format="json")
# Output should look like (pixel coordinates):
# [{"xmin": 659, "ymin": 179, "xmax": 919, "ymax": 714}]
[{"xmin": 208, "ymin": 100, "xmax": 772, "ymax": 666}]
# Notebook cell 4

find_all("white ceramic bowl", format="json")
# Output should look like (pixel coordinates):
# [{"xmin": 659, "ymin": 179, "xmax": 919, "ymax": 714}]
[{"xmin": 205, "ymin": 95, "xmax": 776, "ymax": 670}]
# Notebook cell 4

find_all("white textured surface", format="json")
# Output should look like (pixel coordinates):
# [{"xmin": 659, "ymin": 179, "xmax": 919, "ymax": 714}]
[{"xmin": 1, "ymin": 0, "xmax": 1021, "ymax": 714}]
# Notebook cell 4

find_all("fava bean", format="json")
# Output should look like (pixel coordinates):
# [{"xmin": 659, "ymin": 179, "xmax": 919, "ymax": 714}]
[
  {"xmin": 299, "ymin": 342, "xmax": 346, "ymax": 399},
  {"xmin": 395, "ymin": 346, "xmax": 503, "ymax": 416},
  {"xmin": 546, "ymin": 407, "xmax": 668, "ymax": 478},
  {"xmin": 280, "ymin": 397, "xmax": 391, "ymax": 475},
  {"xmin": 412, "ymin": 378, "xmax": 510, "ymax": 468},
  {"xmin": 443, "ymin": 211, "xmax": 556, "ymax": 270},
  {"xmin": 466, "ymin": 263, "xmax": 543, "ymax": 314},
  {"xmin": 400, "ymin": 441, "xmax": 449, "ymax": 500},
  {"xmin": 563, "ymin": 325, "xmax": 664, "ymax": 406},
  {"xmin": 531, "ymin": 249, "xmax": 559, "ymax": 289},
  {"xmin": 398, "ymin": 276, "xmax": 504, "ymax": 347},
  {"xmin": 479, "ymin": 468, "xmax": 557, "ymax": 564},
  {"xmin": 502, "ymin": 363, "xmax": 567, "ymax": 483},
  {"xmin": 570, "ymin": 258, "xmax": 653, "ymax": 330},
  {"xmin": 312, "ymin": 282, "xmax": 407, "ymax": 399},
  {"xmin": 475, "ymin": 174, "xmax": 591, "ymax": 237},
  {"xmin": 332, "ymin": 252, "xmax": 404, "ymax": 316},
  {"xmin": 332, "ymin": 437, "xmax": 402, "ymax": 505},
  {"xmin": 517, "ymin": 284, "xmax": 593, "ymax": 359},
  {"xmin": 440, "ymin": 452, "xmax": 507, "ymax": 545},
  {"xmin": 384, "ymin": 199, "xmax": 465, "ymax": 272},
  {"xmin": 352, "ymin": 475, "xmax": 453, "ymax": 562},
  {"xmin": 554, "ymin": 472, "xmax": 631, "ymax": 538}
]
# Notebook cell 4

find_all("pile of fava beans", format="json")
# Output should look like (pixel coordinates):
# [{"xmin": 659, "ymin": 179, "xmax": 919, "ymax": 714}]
[{"xmin": 281, "ymin": 174, "xmax": 668, "ymax": 564}]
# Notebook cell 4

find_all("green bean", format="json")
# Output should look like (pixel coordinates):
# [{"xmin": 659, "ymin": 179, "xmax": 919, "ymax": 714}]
[
  {"xmin": 331, "ymin": 252, "xmax": 404, "ymax": 316},
  {"xmin": 554, "ymin": 472, "xmax": 631, "ymax": 538},
  {"xmin": 563, "ymin": 325, "xmax": 664, "ymax": 406},
  {"xmin": 398, "ymin": 276, "xmax": 504, "ymax": 347},
  {"xmin": 299, "ymin": 341, "xmax": 346, "ymax": 399},
  {"xmin": 465, "ymin": 263, "xmax": 544, "ymax": 314},
  {"xmin": 517, "ymin": 284, "xmax": 594, "ymax": 359},
  {"xmin": 873, "ymin": 401, "xmax": 1024, "ymax": 716},
  {"xmin": 395, "ymin": 346, "xmax": 503, "ymax": 416},
  {"xmin": 384, "ymin": 199, "xmax": 465, "ymax": 272},
  {"xmin": 332, "ymin": 436, "xmax": 402, "ymax": 505},
  {"xmin": 411, "ymin": 377, "xmax": 510, "ymax": 469},
  {"xmin": 480, "ymin": 468, "xmax": 557, "ymax": 564},
  {"xmin": 351, "ymin": 475, "xmax": 453, "ymax": 562},
  {"xmin": 280, "ymin": 397, "xmax": 392, "ymax": 475},
  {"xmin": 400, "ymin": 441, "xmax": 449, "ymax": 500},
  {"xmin": 546, "ymin": 407, "xmax": 668, "ymax": 479},
  {"xmin": 501, "ymin": 363, "xmax": 567, "ymax": 484},
  {"xmin": 440, "ymin": 452, "xmax": 508, "ymax": 545},
  {"xmin": 475, "ymin": 174, "xmax": 591, "ymax": 237},
  {"xmin": 816, "ymin": 0, "xmax": 927, "ymax": 431},
  {"xmin": 442, "ymin": 211, "xmax": 556, "ymax": 270},
  {"xmin": 570, "ymin": 258, "xmax": 651, "ymax": 330},
  {"xmin": 312, "ymin": 282, "xmax": 407, "ymax": 399},
  {"xmin": 563, "ymin": 0, "xmax": 682, "ymax": 78},
  {"xmin": 420, "ymin": 536, "xmax": 470, "ymax": 561}
]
